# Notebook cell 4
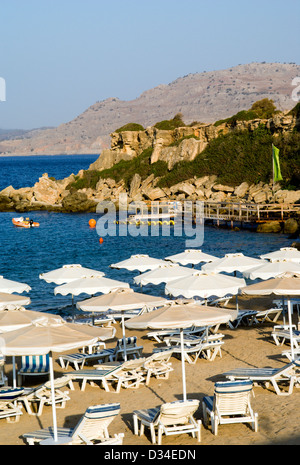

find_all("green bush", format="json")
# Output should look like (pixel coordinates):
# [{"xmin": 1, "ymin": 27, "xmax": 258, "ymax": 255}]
[
  {"xmin": 214, "ymin": 99, "xmax": 277, "ymax": 126},
  {"xmin": 154, "ymin": 113, "xmax": 185, "ymax": 130},
  {"xmin": 157, "ymin": 126, "xmax": 300, "ymax": 189},
  {"xmin": 114, "ymin": 123, "xmax": 145, "ymax": 133}
]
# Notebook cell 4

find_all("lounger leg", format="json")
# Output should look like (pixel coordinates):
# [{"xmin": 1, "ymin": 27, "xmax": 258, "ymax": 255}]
[
  {"xmin": 197, "ymin": 420, "xmax": 201, "ymax": 442},
  {"xmin": 157, "ymin": 425, "xmax": 163, "ymax": 445},
  {"xmin": 150, "ymin": 423, "xmax": 156, "ymax": 444},
  {"xmin": 133, "ymin": 413, "xmax": 139, "ymax": 435}
]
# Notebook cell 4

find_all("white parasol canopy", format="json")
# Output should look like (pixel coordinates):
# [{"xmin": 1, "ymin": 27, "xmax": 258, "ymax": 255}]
[
  {"xmin": 201, "ymin": 253, "xmax": 264, "ymax": 275},
  {"xmin": 39, "ymin": 264, "xmax": 105, "ymax": 284},
  {"xmin": 133, "ymin": 263, "xmax": 195, "ymax": 286},
  {"xmin": 260, "ymin": 247, "xmax": 300, "ymax": 264},
  {"xmin": 165, "ymin": 271, "xmax": 246, "ymax": 300},
  {"xmin": 0, "ymin": 306, "xmax": 51, "ymax": 333},
  {"xmin": 165, "ymin": 249, "xmax": 218, "ymax": 266},
  {"xmin": 77, "ymin": 288, "xmax": 168, "ymax": 312},
  {"xmin": 54, "ymin": 275, "xmax": 130, "ymax": 297},
  {"xmin": 110, "ymin": 254, "xmax": 167, "ymax": 272},
  {"xmin": 0, "ymin": 292, "xmax": 31, "ymax": 309},
  {"xmin": 0, "ymin": 276, "xmax": 31, "ymax": 294},
  {"xmin": 0, "ymin": 316, "xmax": 115, "ymax": 443},
  {"xmin": 239, "ymin": 272, "xmax": 300, "ymax": 360},
  {"xmin": 242, "ymin": 260, "xmax": 300, "ymax": 280},
  {"xmin": 125, "ymin": 302, "xmax": 237, "ymax": 400}
]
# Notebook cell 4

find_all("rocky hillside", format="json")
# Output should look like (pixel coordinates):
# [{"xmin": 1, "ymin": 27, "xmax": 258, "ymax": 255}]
[{"xmin": 0, "ymin": 62, "xmax": 299, "ymax": 155}]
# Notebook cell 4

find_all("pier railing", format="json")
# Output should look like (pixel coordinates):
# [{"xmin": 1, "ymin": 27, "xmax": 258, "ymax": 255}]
[
  {"xmin": 202, "ymin": 202, "xmax": 300, "ymax": 224},
  {"xmin": 128, "ymin": 200, "xmax": 300, "ymax": 225}
]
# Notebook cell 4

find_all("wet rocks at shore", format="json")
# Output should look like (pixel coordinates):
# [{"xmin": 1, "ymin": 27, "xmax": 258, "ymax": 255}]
[{"xmin": 0, "ymin": 172, "xmax": 299, "ymax": 235}]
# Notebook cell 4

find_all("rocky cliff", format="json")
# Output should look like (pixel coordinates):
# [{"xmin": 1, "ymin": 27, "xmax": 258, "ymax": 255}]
[{"xmin": 89, "ymin": 112, "xmax": 298, "ymax": 172}]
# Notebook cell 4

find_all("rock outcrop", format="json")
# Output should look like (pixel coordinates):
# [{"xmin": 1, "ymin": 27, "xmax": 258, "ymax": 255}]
[{"xmin": 89, "ymin": 113, "xmax": 298, "ymax": 172}]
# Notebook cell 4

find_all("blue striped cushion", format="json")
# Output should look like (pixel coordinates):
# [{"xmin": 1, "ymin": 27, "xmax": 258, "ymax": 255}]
[
  {"xmin": 20, "ymin": 354, "xmax": 50, "ymax": 373},
  {"xmin": 85, "ymin": 403, "xmax": 120, "ymax": 419},
  {"xmin": 215, "ymin": 380, "xmax": 253, "ymax": 394},
  {"xmin": 0, "ymin": 388, "xmax": 24, "ymax": 400},
  {"xmin": 133, "ymin": 407, "xmax": 160, "ymax": 423},
  {"xmin": 203, "ymin": 396, "xmax": 214, "ymax": 410}
]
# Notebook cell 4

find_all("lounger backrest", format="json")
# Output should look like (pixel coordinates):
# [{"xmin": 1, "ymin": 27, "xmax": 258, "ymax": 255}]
[
  {"xmin": 214, "ymin": 380, "xmax": 253, "ymax": 416},
  {"xmin": 20, "ymin": 354, "xmax": 50, "ymax": 373},
  {"xmin": 159, "ymin": 399, "xmax": 199, "ymax": 426},
  {"xmin": 147, "ymin": 349, "xmax": 174, "ymax": 363},
  {"xmin": 72, "ymin": 403, "xmax": 121, "ymax": 442},
  {"xmin": 117, "ymin": 337, "xmax": 137, "ymax": 349}
]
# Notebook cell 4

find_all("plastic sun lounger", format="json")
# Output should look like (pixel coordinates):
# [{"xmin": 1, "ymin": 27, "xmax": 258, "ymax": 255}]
[
  {"xmin": 20, "ymin": 375, "xmax": 72, "ymax": 416},
  {"xmin": 95, "ymin": 337, "xmax": 144, "ymax": 363},
  {"xmin": 22, "ymin": 403, "xmax": 123, "ymax": 445},
  {"xmin": 272, "ymin": 328, "xmax": 300, "ymax": 348},
  {"xmin": 247, "ymin": 308, "xmax": 283, "ymax": 326},
  {"xmin": 133, "ymin": 399, "xmax": 201, "ymax": 445},
  {"xmin": 142, "ymin": 349, "xmax": 174, "ymax": 385},
  {"xmin": 202, "ymin": 380, "xmax": 258, "ymax": 435},
  {"xmin": 0, "ymin": 388, "xmax": 24, "ymax": 422},
  {"xmin": 67, "ymin": 359, "xmax": 147, "ymax": 393},
  {"xmin": 160, "ymin": 338, "xmax": 224, "ymax": 364},
  {"xmin": 222, "ymin": 362, "xmax": 300, "ymax": 396},
  {"xmin": 147, "ymin": 326, "xmax": 206, "ymax": 343}
]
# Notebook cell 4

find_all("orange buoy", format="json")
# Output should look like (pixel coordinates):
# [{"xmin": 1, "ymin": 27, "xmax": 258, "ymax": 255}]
[
  {"xmin": 89, "ymin": 219, "xmax": 96, "ymax": 228},
  {"xmin": 99, "ymin": 237, "xmax": 104, "ymax": 244}
]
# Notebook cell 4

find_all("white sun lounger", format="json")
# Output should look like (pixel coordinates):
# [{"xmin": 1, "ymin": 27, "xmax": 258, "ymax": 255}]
[
  {"xmin": 133, "ymin": 399, "xmax": 201, "ymax": 445},
  {"xmin": 223, "ymin": 362, "xmax": 299, "ymax": 396},
  {"xmin": 22, "ymin": 403, "xmax": 123, "ymax": 445}
]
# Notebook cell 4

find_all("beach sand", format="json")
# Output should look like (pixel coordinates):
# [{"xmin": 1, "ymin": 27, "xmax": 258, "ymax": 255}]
[{"xmin": 0, "ymin": 296, "xmax": 300, "ymax": 447}]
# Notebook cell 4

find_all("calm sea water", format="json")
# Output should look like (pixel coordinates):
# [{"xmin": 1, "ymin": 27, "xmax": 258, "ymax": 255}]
[{"xmin": 0, "ymin": 155, "xmax": 293, "ymax": 317}]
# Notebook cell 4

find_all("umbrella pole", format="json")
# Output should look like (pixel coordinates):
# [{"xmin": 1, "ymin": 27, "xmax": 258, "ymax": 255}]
[
  {"xmin": 49, "ymin": 352, "xmax": 58, "ymax": 442},
  {"xmin": 180, "ymin": 328, "xmax": 187, "ymax": 401},
  {"xmin": 287, "ymin": 299, "xmax": 295, "ymax": 361},
  {"xmin": 72, "ymin": 295, "xmax": 74, "ymax": 323},
  {"xmin": 12, "ymin": 356, "xmax": 16, "ymax": 388},
  {"xmin": 121, "ymin": 314, "xmax": 127, "ymax": 362}
]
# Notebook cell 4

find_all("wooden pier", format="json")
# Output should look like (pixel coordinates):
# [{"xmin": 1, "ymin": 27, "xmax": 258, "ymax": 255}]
[
  {"xmin": 202, "ymin": 202, "xmax": 300, "ymax": 227},
  {"xmin": 130, "ymin": 200, "xmax": 300, "ymax": 228}
]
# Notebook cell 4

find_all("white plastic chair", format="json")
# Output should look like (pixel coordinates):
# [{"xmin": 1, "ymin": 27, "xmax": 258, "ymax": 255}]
[{"xmin": 202, "ymin": 380, "xmax": 258, "ymax": 435}]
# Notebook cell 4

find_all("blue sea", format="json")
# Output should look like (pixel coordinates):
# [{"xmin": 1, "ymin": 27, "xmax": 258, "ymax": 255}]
[{"xmin": 0, "ymin": 155, "xmax": 293, "ymax": 318}]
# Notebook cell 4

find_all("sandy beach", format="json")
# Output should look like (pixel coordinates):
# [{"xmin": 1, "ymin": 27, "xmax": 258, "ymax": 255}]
[{"xmin": 0, "ymin": 295, "xmax": 299, "ymax": 447}]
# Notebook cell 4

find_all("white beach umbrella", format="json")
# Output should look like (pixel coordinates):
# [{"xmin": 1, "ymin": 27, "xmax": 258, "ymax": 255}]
[
  {"xmin": 0, "ymin": 292, "xmax": 31, "ymax": 309},
  {"xmin": 125, "ymin": 302, "xmax": 237, "ymax": 400},
  {"xmin": 260, "ymin": 247, "xmax": 300, "ymax": 264},
  {"xmin": 77, "ymin": 288, "xmax": 168, "ymax": 361},
  {"xmin": 0, "ymin": 306, "xmax": 50, "ymax": 333},
  {"xmin": 77, "ymin": 288, "xmax": 168, "ymax": 313},
  {"xmin": 202, "ymin": 253, "xmax": 265, "ymax": 275},
  {"xmin": 239, "ymin": 272, "xmax": 300, "ymax": 360},
  {"xmin": 54, "ymin": 275, "xmax": 130, "ymax": 297},
  {"xmin": 165, "ymin": 249, "xmax": 218, "ymax": 266},
  {"xmin": 0, "ymin": 316, "xmax": 115, "ymax": 444},
  {"xmin": 110, "ymin": 254, "xmax": 167, "ymax": 272},
  {"xmin": 39, "ymin": 264, "xmax": 105, "ymax": 284},
  {"xmin": 0, "ymin": 307, "xmax": 63, "ymax": 387},
  {"xmin": 243, "ymin": 260, "xmax": 300, "ymax": 280},
  {"xmin": 133, "ymin": 263, "xmax": 195, "ymax": 286},
  {"xmin": 0, "ymin": 276, "xmax": 31, "ymax": 294},
  {"xmin": 165, "ymin": 271, "xmax": 246, "ymax": 300}
]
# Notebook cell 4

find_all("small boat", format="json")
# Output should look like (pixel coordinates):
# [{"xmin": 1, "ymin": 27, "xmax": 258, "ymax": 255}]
[{"xmin": 12, "ymin": 217, "xmax": 40, "ymax": 228}]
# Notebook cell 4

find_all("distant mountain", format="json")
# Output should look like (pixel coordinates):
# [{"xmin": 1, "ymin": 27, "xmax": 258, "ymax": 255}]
[{"xmin": 0, "ymin": 62, "xmax": 299, "ymax": 155}]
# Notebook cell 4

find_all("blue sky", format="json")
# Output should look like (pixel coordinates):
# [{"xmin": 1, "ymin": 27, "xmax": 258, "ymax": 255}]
[{"xmin": 0, "ymin": 0, "xmax": 299, "ymax": 129}]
